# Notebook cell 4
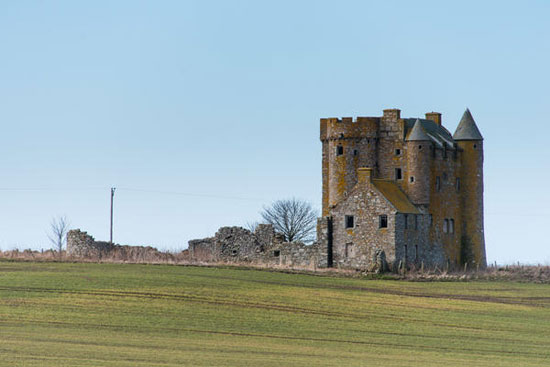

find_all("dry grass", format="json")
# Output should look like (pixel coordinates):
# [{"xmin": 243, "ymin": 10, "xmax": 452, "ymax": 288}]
[{"xmin": 1, "ymin": 248, "xmax": 550, "ymax": 284}]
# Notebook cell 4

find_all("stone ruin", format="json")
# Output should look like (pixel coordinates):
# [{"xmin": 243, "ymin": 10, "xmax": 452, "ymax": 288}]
[{"xmin": 66, "ymin": 229, "xmax": 175, "ymax": 262}]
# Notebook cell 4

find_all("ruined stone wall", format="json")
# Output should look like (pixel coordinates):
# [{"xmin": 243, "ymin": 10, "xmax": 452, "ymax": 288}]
[
  {"xmin": 67, "ymin": 229, "xmax": 172, "ymax": 262},
  {"xmin": 188, "ymin": 224, "xmax": 327, "ymax": 269}
]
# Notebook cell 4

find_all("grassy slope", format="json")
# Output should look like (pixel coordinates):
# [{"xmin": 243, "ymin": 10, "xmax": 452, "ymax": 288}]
[{"xmin": 0, "ymin": 262, "xmax": 549, "ymax": 366}]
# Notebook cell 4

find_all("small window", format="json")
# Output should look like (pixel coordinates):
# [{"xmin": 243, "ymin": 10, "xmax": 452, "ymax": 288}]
[
  {"xmin": 415, "ymin": 245, "xmax": 418, "ymax": 260},
  {"xmin": 336, "ymin": 145, "xmax": 343, "ymax": 156},
  {"xmin": 345, "ymin": 215, "xmax": 354, "ymax": 229},
  {"xmin": 443, "ymin": 144, "xmax": 448, "ymax": 159},
  {"xmin": 436, "ymin": 176, "xmax": 441, "ymax": 191},
  {"xmin": 379, "ymin": 215, "xmax": 388, "ymax": 228},
  {"xmin": 443, "ymin": 172, "xmax": 448, "ymax": 181},
  {"xmin": 395, "ymin": 168, "xmax": 402, "ymax": 180},
  {"xmin": 443, "ymin": 219, "xmax": 449, "ymax": 233},
  {"xmin": 414, "ymin": 215, "xmax": 418, "ymax": 230},
  {"xmin": 410, "ymin": 176, "xmax": 415, "ymax": 183},
  {"xmin": 345, "ymin": 243, "xmax": 353, "ymax": 258},
  {"xmin": 456, "ymin": 178, "xmax": 460, "ymax": 192},
  {"xmin": 395, "ymin": 149, "xmax": 401, "ymax": 156},
  {"xmin": 449, "ymin": 219, "xmax": 455, "ymax": 234},
  {"xmin": 431, "ymin": 144, "xmax": 436, "ymax": 158},
  {"xmin": 473, "ymin": 144, "xmax": 477, "ymax": 149},
  {"xmin": 404, "ymin": 214, "xmax": 408, "ymax": 229},
  {"xmin": 429, "ymin": 214, "xmax": 433, "ymax": 227},
  {"xmin": 353, "ymin": 149, "xmax": 358, "ymax": 156},
  {"xmin": 418, "ymin": 145, "xmax": 422, "ymax": 150},
  {"xmin": 404, "ymin": 245, "xmax": 408, "ymax": 261},
  {"xmin": 273, "ymin": 250, "xmax": 280, "ymax": 257},
  {"xmin": 231, "ymin": 249, "xmax": 238, "ymax": 256}
]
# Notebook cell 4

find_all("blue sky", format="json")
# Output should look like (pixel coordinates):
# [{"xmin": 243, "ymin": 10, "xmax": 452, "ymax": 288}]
[{"xmin": 0, "ymin": 1, "xmax": 549, "ymax": 264}]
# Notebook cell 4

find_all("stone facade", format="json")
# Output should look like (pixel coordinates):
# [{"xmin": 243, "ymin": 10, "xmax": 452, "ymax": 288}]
[
  {"xmin": 320, "ymin": 108, "xmax": 485, "ymax": 270},
  {"xmin": 189, "ymin": 107, "xmax": 485, "ymax": 272}
]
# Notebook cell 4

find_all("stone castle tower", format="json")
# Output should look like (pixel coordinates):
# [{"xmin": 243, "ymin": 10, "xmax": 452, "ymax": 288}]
[{"xmin": 320, "ymin": 108, "xmax": 486, "ymax": 269}]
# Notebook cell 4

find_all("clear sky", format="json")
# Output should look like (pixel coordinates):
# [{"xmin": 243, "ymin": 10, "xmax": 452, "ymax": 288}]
[{"xmin": 0, "ymin": 0, "xmax": 549, "ymax": 264}]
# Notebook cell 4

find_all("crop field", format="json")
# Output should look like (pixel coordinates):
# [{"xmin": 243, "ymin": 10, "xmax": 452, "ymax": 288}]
[{"xmin": 1, "ymin": 262, "xmax": 550, "ymax": 366}]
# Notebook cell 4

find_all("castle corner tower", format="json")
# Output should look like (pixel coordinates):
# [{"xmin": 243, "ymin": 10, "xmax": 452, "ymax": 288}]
[{"xmin": 453, "ymin": 109, "xmax": 486, "ymax": 267}]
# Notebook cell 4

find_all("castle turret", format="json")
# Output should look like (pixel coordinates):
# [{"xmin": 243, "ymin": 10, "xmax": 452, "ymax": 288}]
[
  {"xmin": 453, "ymin": 109, "xmax": 486, "ymax": 267},
  {"xmin": 320, "ymin": 117, "xmax": 378, "ymax": 216},
  {"xmin": 405, "ymin": 119, "xmax": 431, "ymax": 205}
]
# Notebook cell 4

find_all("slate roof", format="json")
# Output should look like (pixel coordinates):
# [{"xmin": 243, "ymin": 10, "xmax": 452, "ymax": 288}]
[
  {"xmin": 372, "ymin": 179, "xmax": 420, "ymax": 214},
  {"xmin": 405, "ymin": 119, "xmax": 430, "ymax": 141},
  {"xmin": 453, "ymin": 109, "xmax": 483, "ymax": 141},
  {"xmin": 404, "ymin": 118, "xmax": 456, "ymax": 150}
]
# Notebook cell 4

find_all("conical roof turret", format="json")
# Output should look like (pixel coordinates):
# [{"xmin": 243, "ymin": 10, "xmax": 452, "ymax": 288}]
[
  {"xmin": 453, "ymin": 109, "xmax": 483, "ymax": 140},
  {"xmin": 406, "ymin": 119, "xmax": 430, "ymax": 141}
]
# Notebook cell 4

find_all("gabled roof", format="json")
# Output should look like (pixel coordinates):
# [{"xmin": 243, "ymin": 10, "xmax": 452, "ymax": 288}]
[
  {"xmin": 453, "ymin": 108, "xmax": 483, "ymax": 141},
  {"xmin": 405, "ymin": 119, "xmax": 430, "ymax": 141},
  {"xmin": 404, "ymin": 118, "xmax": 456, "ymax": 150},
  {"xmin": 371, "ymin": 179, "xmax": 420, "ymax": 214}
]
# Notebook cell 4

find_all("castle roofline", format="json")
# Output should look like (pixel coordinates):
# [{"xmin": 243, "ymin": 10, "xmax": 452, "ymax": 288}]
[{"xmin": 453, "ymin": 108, "xmax": 483, "ymax": 141}]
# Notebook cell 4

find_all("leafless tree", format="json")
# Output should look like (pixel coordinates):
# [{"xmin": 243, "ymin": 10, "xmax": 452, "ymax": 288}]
[
  {"xmin": 260, "ymin": 198, "xmax": 318, "ymax": 243},
  {"xmin": 48, "ymin": 216, "xmax": 70, "ymax": 256},
  {"xmin": 244, "ymin": 221, "xmax": 261, "ymax": 233}
]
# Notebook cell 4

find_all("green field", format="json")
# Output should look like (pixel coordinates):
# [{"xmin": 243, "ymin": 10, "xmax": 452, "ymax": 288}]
[{"xmin": 1, "ymin": 262, "xmax": 550, "ymax": 366}]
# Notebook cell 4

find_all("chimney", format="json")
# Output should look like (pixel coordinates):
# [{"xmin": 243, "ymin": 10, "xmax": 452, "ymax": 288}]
[
  {"xmin": 383, "ymin": 108, "xmax": 401, "ymax": 120},
  {"xmin": 425, "ymin": 112, "xmax": 442, "ymax": 126},
  {"xmin": 357, "ymin": 167, "xmax": 373, "ymax": 184}
]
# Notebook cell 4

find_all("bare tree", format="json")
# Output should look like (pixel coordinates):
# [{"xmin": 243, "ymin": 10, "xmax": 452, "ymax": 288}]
[
  {"xmin": 48, "ymin": 216, "xmax": 70, "ymax": 256},
  {"xmin": 244, "ymin": 221, "xmax": 261, "ymax": 233},
  {"xmin": 261, "ymin": 198, "xmax": 318, "ymax": 243}
]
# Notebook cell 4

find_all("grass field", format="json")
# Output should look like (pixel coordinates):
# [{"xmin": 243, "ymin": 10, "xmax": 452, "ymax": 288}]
[{"xmin": 1, "ymin": 261, "xmax": 550, "ymax": 366}]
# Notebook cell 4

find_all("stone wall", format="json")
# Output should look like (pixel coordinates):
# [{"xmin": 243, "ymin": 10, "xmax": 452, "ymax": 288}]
[
  {"xmin": 188, "ymin": 223, "xmax": 328, "ymax": 269},
  {"xmin": 66, "ymin": 229, "xmax": 173, "ymax": 262}
]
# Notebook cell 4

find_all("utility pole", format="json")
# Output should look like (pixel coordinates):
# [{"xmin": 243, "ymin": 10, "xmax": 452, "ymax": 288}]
[{"xmin": 110, "ymin": 187, "xmax": 116, "ymax": 244}]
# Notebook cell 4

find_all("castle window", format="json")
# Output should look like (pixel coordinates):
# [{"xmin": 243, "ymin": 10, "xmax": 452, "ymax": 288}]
[
  {"xmin": 232, "ymin": 249, "xmax": 238, "ymax": 256},
  {"xmin": 404, "ymin": 214, "xmax": 408, "ymax": 229},
  {"xmin": 345, "ymin": 215, "xmax": 354, "ymax": 229},
  {"xmin": 379, "ymin": 215, "xmax": 388, "ymax": 228},
  {"xmin": 443, "ymin": 144, "xmax": 448, "ymax": 159},
  {"xmin": 395, "ymin": 149, "xmax": 401, "ymax": 156},
  {"xmin": 414, "ymin": 215, "xmax": 419, "ymax": 230},
  {"xmin": 395, "ymin": 168, "xmax": 402, "ymax": 180},
  {"xmin": 336, "ymin": 145, "xmax": 343, "ymax": 156},
  {"xmin": 273, "ymin": 250, "xmax": 280, "ymax": 257},
  {"xmin": 443, "ymin": 219, "xmax": 449, "ymax": 233},
  {"xmin": 449, "ymin": 219, "xmax": 455, "ymax": 234},
  {"xmin": 473, "ymin": 144, "xmax": 477, "ymax": 149},
  {"xmin": 418, "ymin": 145, "xmax": 422, "ymax": 150},
  {"xmin": 415, "ymin": 245, "xmax": 418, "ymax": 260},
  {"xmin": 410, "ymin": 176, "xmax": 415, "ymax": 183},
  {"xmin": 353, "ymin": 149, "xmax": 358, "ymax": 156},
  {"xmin": 432, "ymin": 145, "xmax": 436, "ymax": 158},
  {"xmin": 345, "ymin": 243, "xmax": 353, "ymax": 258},
  {"xmin": 429, "ymin": 214, "xmax": 433, "ymax": 227},
  {"xmin": 436, "ymin": 176, "xmax": 441, "ymax": 191},
  {"xmin": 456, "ymin": 178, "xmax": 460, "ymax": 192}
]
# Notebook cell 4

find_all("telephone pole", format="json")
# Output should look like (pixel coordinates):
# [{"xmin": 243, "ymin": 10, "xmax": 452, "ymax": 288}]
[{"xmin": 110, "ymin": 187, "xmax": 116, "ymax": 244}]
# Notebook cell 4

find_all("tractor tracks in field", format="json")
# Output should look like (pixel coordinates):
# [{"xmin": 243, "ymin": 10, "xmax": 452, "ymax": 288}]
[
  {"xmin": 2, "ymin": 318, "xmax": 550, "ymax": 360},
  {"xmin": 181, "ymin": 272, "xmax": 550, "ymax": 308},
  {"xmin": 0, "ymin": 285, "xmax": 546, "ymax": 336}
]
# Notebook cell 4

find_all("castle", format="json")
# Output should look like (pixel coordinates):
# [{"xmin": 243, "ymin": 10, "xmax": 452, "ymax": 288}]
[{"xmin": 187, "ymin": 108, "xmax": 486, "ymax": 271}]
